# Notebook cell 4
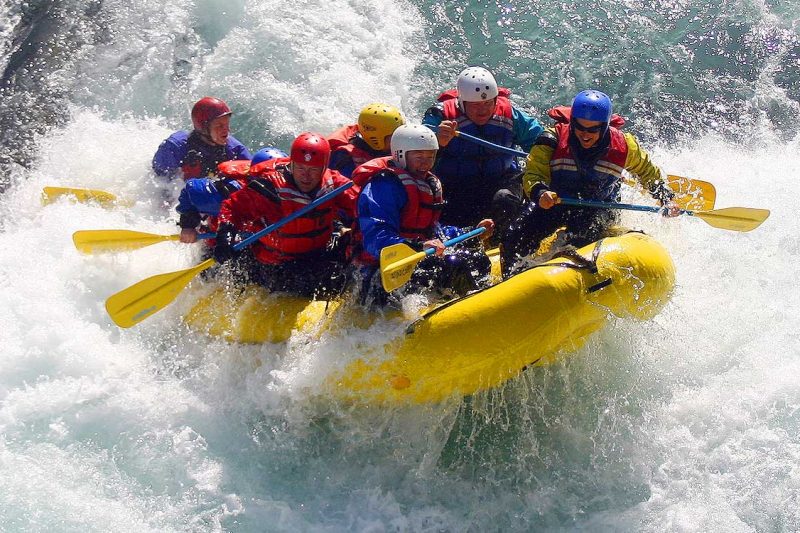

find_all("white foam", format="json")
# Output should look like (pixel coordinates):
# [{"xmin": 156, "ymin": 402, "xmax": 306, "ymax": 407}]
[{"xmin": 2, "ymin": 0, "xmax": 800, "ymax": 530}]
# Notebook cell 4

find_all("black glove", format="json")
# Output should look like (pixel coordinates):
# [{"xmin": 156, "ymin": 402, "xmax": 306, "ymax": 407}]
[
  {"xmin": 326, "ymin": 231, "xmax": 342, "ymax": 253},
  {"xmin": 213, "ymin": 223, "xmax": 237, "ymax": 264},
  {"xmin": 178, "ymin": 210, "xmax": 202, "ymax": 229},
  {"xmin": 325, "ymin": 228, "xmax": 352, "ymax": 261},
  {"xmin": 403, "ymin": 239, "xmax": 425, "ymax": 252},
  {"xmin": 649, "ymin": 179, "xmax": 676, "ymax": 204},
  {"xmin": 529, "ymin": 182, "xmax": 552, "ymax": 204}
]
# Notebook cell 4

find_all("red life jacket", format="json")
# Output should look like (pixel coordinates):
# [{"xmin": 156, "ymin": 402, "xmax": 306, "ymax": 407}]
[
  {"xmin": 438, "ymin": 87, "xmax": 514, "ymax": 129},
  {"xmin": 547, "ymin": 105, "xmax": 626, "ymax": 128},
  {"xmin": 550, "ymin": 122, "xmax": 629, "ymax": 201},
  {"xmin": 327, "ymin": 124, "xmax": 384, "ymax": 168},
  {"xmin": 351, "ymin": 156, "xmax": 390, "ymax": 188},
  {"xmin": 352, "ymin": 157, "xmax": 444, "ymax": 264},
  {"xmin": 216, "ymin": 160, "xmax": 251, "ymax": 181},
  {"xmin": 248, "ymin": 156, "xmax": 288, "ymax": 176},
  {"xmin": 327, "ymin": 124, "xmax": 360, "ymax": 151},
  {"xmin": 436, "ymin": 87, "xmax": 512, "ymax": 103},
  {"xmin": 242, "ymin": 164, "xmax": 352, "ymax": 264},
  {"xmin": 203, "ymin": 183, "xmax": 258, "ymax": 235}
]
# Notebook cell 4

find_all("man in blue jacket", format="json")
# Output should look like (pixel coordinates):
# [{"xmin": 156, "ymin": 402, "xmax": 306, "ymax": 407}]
[
  {"xmin": 355, "ymin": 124, "xmax": 494, "ymax": 307},
  {"xmin": 422, "ymin": 67, "xmax": 543, "ymax": 236},
  {"xmin": 152, "ymin": 97, "xmax": 252, "ymax": 180}
]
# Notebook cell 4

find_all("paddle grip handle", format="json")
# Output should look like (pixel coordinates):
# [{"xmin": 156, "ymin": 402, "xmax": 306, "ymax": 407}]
[{"xmin": 231, "ymin": 182, "xmax": 354, "ymax": 252}]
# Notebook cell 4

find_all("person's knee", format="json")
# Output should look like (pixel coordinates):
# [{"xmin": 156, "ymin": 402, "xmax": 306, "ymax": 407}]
[
  {"xmin": 491, "ymin": 188, "xmax": 523, "ymax": 220},
  {"xmin": 492, "ymin": 187, "xmax": 521, "ymax": 207}
]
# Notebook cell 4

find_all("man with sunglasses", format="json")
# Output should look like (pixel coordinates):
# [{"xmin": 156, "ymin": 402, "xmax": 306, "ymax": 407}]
[{"xmin": 500, "ymin": 89, "xmax": 680, "ymax": 275}]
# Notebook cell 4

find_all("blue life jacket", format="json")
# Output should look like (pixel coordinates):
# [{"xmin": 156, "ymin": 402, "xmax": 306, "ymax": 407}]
[{"xmin": 434, "ymin": 91, "xmax": 517, "ymax": 185}]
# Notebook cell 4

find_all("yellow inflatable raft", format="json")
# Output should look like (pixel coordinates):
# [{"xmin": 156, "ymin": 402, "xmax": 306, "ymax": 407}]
[{"xmin": 184, "ymin": 232, "xmax": 675, "ymax": 404}]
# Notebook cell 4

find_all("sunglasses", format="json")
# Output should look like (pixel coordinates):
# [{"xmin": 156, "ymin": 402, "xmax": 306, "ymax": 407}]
[{"xmin": 571, "ymin": 121, "xmax": 605, "ymax": 134}]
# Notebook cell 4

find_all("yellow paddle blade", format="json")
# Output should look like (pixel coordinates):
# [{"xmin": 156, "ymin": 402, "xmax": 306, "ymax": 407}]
[
  {"xmin": 379, "ymin": 243, "xmax": 427, "ymax": 292},
  {"xmin": 73, "ymin": 230, "xmax": 180, "ymax": 254},
  {"xmin": 42, "ymin": 187, "xmax": 118, "ymax": 207},
  {"xmin": 105, "ymin": 258, "xmax": 216, "ymax": 328},
  {"xmin": 667, "ymin": 175, "xmax": 716, "ymax": 211},
  {"xmin": 691, "ymin": 207, "xmax": 770, "ymax": 232}
]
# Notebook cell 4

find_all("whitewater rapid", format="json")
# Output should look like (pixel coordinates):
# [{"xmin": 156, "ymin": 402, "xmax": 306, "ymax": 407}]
[{"xmin": 1, "ymin": 108, "xmax": 796, "ymax": 531}]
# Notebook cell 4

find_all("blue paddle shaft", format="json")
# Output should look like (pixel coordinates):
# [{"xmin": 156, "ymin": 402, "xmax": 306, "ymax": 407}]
[
  {"xmin": 425, "ymin": 125, "xmax": 697, "ymax": 218},
  {"xmin": 424, "ymin": 227, "xmax": 487, "ymax": 257},
  {"xmin": 455, "ymin": 131, "xmax": 528, "ymax": 158},
  {"xmin": 424, "ymin": 124, "xmax": 529, "ymax": 158},
  {"xmin": 558, "ymin": 197, "xmax": 689, "ymax": 215},
  {"xmin": 231, "ymin": 182, "xmax": 354, "ymax": 252}
]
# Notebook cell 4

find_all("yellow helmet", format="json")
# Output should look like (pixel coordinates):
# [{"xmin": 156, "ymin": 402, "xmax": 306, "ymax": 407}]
[{"xmin": 357, "ymin": 103, "xmax": 406, "ymax": 151}]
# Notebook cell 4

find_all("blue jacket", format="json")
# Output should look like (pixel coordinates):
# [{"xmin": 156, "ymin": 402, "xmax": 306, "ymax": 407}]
[
  {"xmin": 358, "ymin": 174, "xmax": 460, "ymax": 259},
  {"xmin": 176, "ymin": 178, "xmax": 243, "ymax": 217},
  {"xmin": 152, "ymin": 130, "xmax": 251, "ymax": 178},
  {"xmin": 328, "ymin": 150, "xmax": 358, "ymax": 179}
]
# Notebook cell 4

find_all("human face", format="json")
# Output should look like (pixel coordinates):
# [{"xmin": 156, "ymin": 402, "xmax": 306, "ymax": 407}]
[
  {"xmin": 381, "ymin": 134, "xmax": 393, "ymax": 153},
  {"xmin": 291, "ymin": 162, "xmax": 324, "ymax": 193},
  {"xmin": 207, "ymin": 115, "xmax": 231, "ymax": 145},
  {"xmin": 463, "ymin": 98, "xmax": 496, "ymax": 125},
  {"xmin": 404, "ymin": 150, "xmax": 437, "ymax": 176},
  {"xmin": 572, "ymin": 118, "xmax": 604, "ymax": 149}
]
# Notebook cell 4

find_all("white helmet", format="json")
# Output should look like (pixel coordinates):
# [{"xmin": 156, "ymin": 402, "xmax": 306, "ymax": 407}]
[
  {"xmin": 456, "ymin": 66, "xmax": 499, "ymax": 108},
  {"xmin": 391, "ymin": 124, "xmax": 438, "ymax": 169}
]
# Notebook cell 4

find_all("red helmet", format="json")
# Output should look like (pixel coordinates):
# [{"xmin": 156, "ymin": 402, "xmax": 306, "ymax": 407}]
[
  {"xmin": 290, "ymin": 132, "xmax": 331, "ymax": 168},
  {"xmin": 191, "ymin": 97, "xmax": 232, "ymax": 132}
]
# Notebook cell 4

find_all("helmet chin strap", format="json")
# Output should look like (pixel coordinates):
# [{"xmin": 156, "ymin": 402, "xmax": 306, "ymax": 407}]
[{"xmin": 196, "ymin": 127, "xmax": 225, "ymax": 146}]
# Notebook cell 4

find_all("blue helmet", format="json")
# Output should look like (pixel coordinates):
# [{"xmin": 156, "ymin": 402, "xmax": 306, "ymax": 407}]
[
  {"xmin": 571, "ymin": 90, "xmax": 612, "ymax": 123},
  {"xmin": 251, "ymin": 146, "xmax": 288, "ymax": 166}
]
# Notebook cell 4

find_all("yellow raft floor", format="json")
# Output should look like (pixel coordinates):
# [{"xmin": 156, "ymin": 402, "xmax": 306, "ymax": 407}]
[{"xmin": 184, "ymin": 232, "xmax": 675, "ymax": 405}]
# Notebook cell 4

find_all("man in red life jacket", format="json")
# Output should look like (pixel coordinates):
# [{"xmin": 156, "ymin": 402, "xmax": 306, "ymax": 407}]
[
  {"xmin": 422, "ymin": 67, "xmax": 543, "ymax": 236},
  {"xmin": 501, "ymin": 90, "xmax": 681, "ymax": 275},
  {"xmin": 152, "ymin": 97, "xmax": 252, "ymax": 180},
  {"xmin": 327, "ymin": 103, "xmax": 406, "ymax": 177},
  {"xmin": 354, "ymin": 124, "xmax": 494, "ymax": 307},
  {"xmin": 212, "ymin": 133, "xmax": 358, "ymax": 298}
]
